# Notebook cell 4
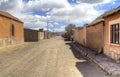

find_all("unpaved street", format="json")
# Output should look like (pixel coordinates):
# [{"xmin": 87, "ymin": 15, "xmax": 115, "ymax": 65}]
[{"xmin": 0, "ymin": 36, "xmax": 116, "ymax": 77}]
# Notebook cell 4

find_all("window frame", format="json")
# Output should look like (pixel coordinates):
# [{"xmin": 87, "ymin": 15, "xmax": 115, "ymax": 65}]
[{"xmin": 110, "ymin": 23, "xmax": 120, "ymax": 44}]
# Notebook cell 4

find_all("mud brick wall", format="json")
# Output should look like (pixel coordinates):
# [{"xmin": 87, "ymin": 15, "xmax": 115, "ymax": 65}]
[
  {"xmin": 73, "ymin": 26, "xmax": 86, "ymax": 46},
  {"xmin": 0, "ymin": 15, "xmax": 24, "ymax": 48},
  {"xmin": 104, "ymin": 12, "xmax": 120, "ymax": 60},
  {"xmin": 24, "ymin": 29, "xmax": 39, "ymax": 42},
  {"xmin": 73, "ymin": 28, "xmax": 79, "ymax": 43},
  {"xmin": 86, "ymin": 22, "xmax": 104, "ymax": 52}
]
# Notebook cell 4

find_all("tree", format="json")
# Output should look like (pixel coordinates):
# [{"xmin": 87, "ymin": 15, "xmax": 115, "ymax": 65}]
[
  {"xmin": 65, "ymin": 24, "xmax": 75, "ymax": 32},
  {"xmin": 64, "ymin": 24, "xmax": 76, "ymax": 40}
]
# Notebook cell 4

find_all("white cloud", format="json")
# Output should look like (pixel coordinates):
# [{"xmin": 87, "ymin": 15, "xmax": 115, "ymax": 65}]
[
  {"xmin": 50, "ymin": 3, "xmax": 100, "ymax": 23},
  {"xmin": 54, "ymin": 22, "xmax": 59, "ymax": 25},
  {"xmin": 0, "ymin": 0, "xmax": 17, "ymax": 10},
  {"xmin": 54, "ymin": 25, "xmax": 65, "ymax": 32},
  {"xmin": 26, "ymin": 0, "xmax": 69, "ymax": 11},
  {"xmin": 76, "ymin": 0, "xmax": 116, "ymax": 4},
  {"xmin": 0, "ymin": 0, "xmax": 117, "ymax": 32}
]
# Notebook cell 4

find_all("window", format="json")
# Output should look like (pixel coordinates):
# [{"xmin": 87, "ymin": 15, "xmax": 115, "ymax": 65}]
[
  {"xmin": 11, "ymin": 24, "xmax": 15, "ymax": 36},
  {"xmin": 110, "ymin": 23, "xmax": 120, "ymax": 44}
]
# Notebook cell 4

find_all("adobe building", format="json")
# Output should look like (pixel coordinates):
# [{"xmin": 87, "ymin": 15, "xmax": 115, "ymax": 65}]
[
  {"xmin": 73, "ymin": 6, "xmax": 120, "ymax": 61},
  {"xmin": 103, "ymin": 7, "xmax": 120, "ymax": 60},
  {"xmin": 24, "ymin": 29, "xmax": 39, "ymax": 42},
  {"xmin": 0, "ymin": 10, "xmax": 24, "ymax": 48},
  {"xmin": 86, "ymin": 6, "xmax": 120, "ymax": 60},
  {"xmin": 24, "ymin": 28, "xmax": 46, "ymax": 42},
  {"xmin": 38, "ymin": 28, "xmax": 44, "ymax": 40}
]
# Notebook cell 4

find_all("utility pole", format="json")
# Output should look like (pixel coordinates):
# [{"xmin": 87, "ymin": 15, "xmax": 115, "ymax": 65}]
[
  {"xmin": 46, "ymin": 20, "xmax": 53, "ymax": 39},
  {"xmin": 47, "ymin": 22, "xmax": 49, "ymax": 39}
]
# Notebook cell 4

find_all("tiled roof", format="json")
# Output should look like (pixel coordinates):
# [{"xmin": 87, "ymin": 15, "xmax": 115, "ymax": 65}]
[{"xmin": 0, "ymin": 10, "xmax": 23, "ymax": 23}]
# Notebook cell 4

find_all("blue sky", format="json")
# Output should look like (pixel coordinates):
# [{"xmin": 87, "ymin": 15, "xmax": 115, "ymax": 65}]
[{"xmin": 0, "ymin": 0, "xmax": 119, "ymax": 32}]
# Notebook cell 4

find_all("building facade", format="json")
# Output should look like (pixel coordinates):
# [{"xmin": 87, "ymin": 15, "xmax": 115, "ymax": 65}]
[
  {"xmin": 73, "ymin": 6, "xmax": 120, "ymax": 61},
  {"xmin": 38, "ymin": 29, "xmax": 44, "ymax": 40},
  {"xmin": 0, "ymin": 11, "xmax": 24, "ymax": 48},
  {"xmin": 104, "ymin": 10, "xmax": 120, "ymax": 60},
  {"xmin": 24, "ymin": 28, "xmax": 46, "ymax": 42},
  {"xmin": 24, "ymin": 29, "xmax": 39, "ymax": 42}
]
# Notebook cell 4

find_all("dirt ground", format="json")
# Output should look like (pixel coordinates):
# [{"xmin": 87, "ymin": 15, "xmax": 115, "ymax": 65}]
[{"xmin": 0, "ymin": 36, "xmax": 117, "ymax": 77}]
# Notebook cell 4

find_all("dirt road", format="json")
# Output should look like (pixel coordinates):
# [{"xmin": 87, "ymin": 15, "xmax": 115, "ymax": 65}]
[{"xmin": 0, "ymin": 36, "xmax": 116, "ymax": 77}]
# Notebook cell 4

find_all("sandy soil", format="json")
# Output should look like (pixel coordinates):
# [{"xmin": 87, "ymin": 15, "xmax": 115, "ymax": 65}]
[{"xmin": 0, "ymin": 36, "xmax": 116, "ymax": 77}]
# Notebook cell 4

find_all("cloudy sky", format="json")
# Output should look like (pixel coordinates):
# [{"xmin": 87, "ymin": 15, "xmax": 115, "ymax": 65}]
[{"xmin": 0, "ymin": 0, "xmax": 120, "ymax": 32}]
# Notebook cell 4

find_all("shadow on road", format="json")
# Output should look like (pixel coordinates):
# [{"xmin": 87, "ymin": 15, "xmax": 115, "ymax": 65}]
[
  {"xmin": 65, "ymin": 41, "xmax": 86, "ymax": 60},
  {"xmin": 24, "ymin": 40, "xmax": 39, "ymax": 42},
  {"xmin": 64, "ymin": 40, "xmax": 112, "ymax": 77}
]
